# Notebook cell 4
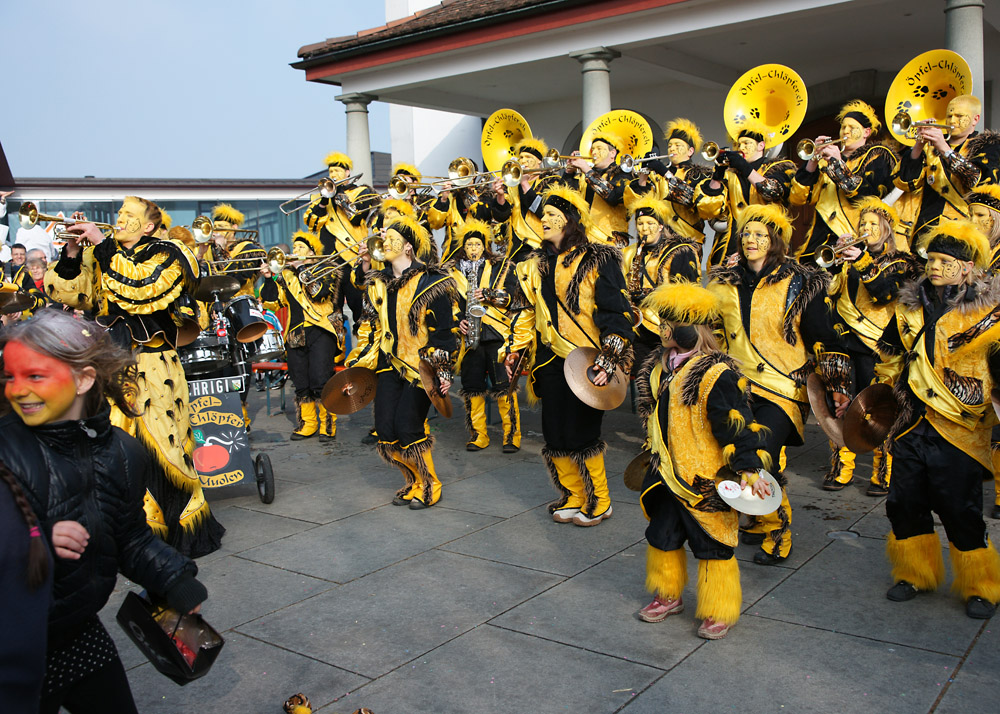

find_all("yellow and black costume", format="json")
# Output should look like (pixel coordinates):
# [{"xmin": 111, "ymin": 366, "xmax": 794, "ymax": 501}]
[
  {"xmin": 506, "ymin": 185, "xmax": 635, "ymax": 525},
  {"xmin": 790, "ymin": 101, "xmax": 898, "ymax": 262},
  {"xmin": 875, "ymin": 221, "xmax": 1000, "ymax": 618},
  {"xmin": 44, "ymin": 211, "xmax": 224, "ymax": 557},
  {"xmin": 636, "ymin": 282, "xmax": 769, "ymax": 637},
  {"xmin": 696, "ymin": 121, "xmax": 795, "ymax": 267},
  {"xmin": 348, "ymin": 216, "xmax": 459, "ymax": 509},
  {"xmin": 370, "ymin": 189, "xmax": 439, "ymax": 265},
  {"xmin": 427, "ymin": 158, "xmax": 509, "ymax": 263},
  {"xmin": 503, "ymin": 138, "xmax": 561, "ymax": 262},
  {"xmin": 562, "ymin": 135, "xmax": 630, "ymax": 246},
  {"xmin": 824, "ymin": 198, "xmax": 921, "ymax": 494},
  {"xmin": 260, "ymin": 231, "xmax": 345, "ymax": 443},
  {"xmin": 449, "ymin": 220, "xmax": 521, "ymax": 453},
  {"xmin": 708, "ymin": 205, "xmax": 851, "ymax": 564}
]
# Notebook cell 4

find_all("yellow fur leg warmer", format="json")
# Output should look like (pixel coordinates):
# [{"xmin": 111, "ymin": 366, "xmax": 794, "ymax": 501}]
[
  {"xmin": 950, "ymin": 541, "xmax": 1000, "ymax": 603},
  {"xmin": 645, "ymin": 546, "xmax": 687, "ymax": 600},
  {"xmin": 695, "ymin": 557, "xmax": 742, "ymax": 626},
  {"xmin": 886, "ymin": 532, "xmax": 944, "ymax": 591}
]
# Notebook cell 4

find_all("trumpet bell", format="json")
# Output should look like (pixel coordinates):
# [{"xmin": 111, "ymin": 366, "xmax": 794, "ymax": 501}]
[
  {"xmin": 501, "ymin": 160, "xmax": 522, "ymax": 188},
  {"xmin": 701, "ymin": 142, "xmax": 720, "ymax": 162},
  {"xmin": 482, "ymin": 109, "xmax": 531, "ymax": 173},
  {"xmin": 724, "ymin": 64, "xmax": 808, "ymax": 149},
  {"xmin": 18, "ymin": 202, "xmax": 39, "ymax": 229},
  {"xmin": 367, "ymin": 236, "xmax": 387, "ymax": 263},
  {"xmin": 885, "ymin": 49, "xmax": 972, "ymax": 147},
  {"xmin": 191, "ymin": 216, "xmax": 214, "ymax": 243},
  {"xmin": 579, "ymin": 110, "xmax": 654, "ymax": 163}
]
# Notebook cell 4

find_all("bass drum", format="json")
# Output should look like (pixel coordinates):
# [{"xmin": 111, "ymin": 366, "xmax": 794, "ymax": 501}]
[
  {"xmin": 224, "ymin": 295, "xmax": 268, "ymax": 344},
  {"xmin": 179, "ymin": 331, "xmax": 231, "ymax": 376},
  {"xmin": 252, "ymin": 327, "xmax": 285, "ymax": 362}
]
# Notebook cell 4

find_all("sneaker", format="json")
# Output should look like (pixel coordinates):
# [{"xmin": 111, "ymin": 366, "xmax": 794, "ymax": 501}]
[
  {"xmin": 697, "ymin": 618, "xmax": 731, "ymax": 640},
  {"xmin": 991, "ymin": 505, "xmax": 1000, "ymax": 520},
  {"xmin": 361, "ymin": 431, "xmax": 378, "ymax": 445},
  {"xmin": 886, "ymin": 580, "xmax": 919, "ymax": 602},
  {"xmin": 502, "ymin": 444, "xmax": 520, "ymax": 454},
  {"xmin": 572, "ymin": 506, "xmax": 613, "ymax": 527},
  {"xmin": 966, "ymin": 596, "xmax": 996, "ymax": 619},
  {"xmin": 552, "ymin": 507, "xmax": 580, "ymax": 523},
  {"xmin": 638, "ymin": 596, "xmax": 684, "ymax": 622}
]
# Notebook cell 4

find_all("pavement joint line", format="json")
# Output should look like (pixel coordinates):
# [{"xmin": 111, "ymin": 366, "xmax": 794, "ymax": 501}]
[
  {"xmin": 227, "ymin": 629, "xmax": 375, "ymax": 684},
  {"xmin": 434, "ymin": 546, "xmax": 575, "ymax": 578},
  {"xmin": 927, "ymin": 617, "xmax": 992, "ymax": 712},
  {"xmin": 230, "ymin": 553, "xmax": 346, "ymax": 584},
  {"xmin": 226, "ymin": 504, "xmax": 333, "ymax": 527}
]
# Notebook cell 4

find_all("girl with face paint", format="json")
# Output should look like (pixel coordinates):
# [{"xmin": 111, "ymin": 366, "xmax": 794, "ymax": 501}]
[
  {"xmin": 874, "ymin": 220, "xmax": 1000, "ymax": 619},
  {"xmin": 0, "ymin": 311, "xmax": 208, "ymax": 714},
  {"xmin": 823, "ymin": 198, "xmax": 922, "ymax": 495},
  {"xmin": 634, "ymin": 281, "xmax": 770, "ymax": 639},
  {"xmin": 966, "ymin": 185, "xmax": 1000, "ymax": 273},
  {"xmin": 708, "ymin": 204, "xmax": 853, "ymax": 566}
]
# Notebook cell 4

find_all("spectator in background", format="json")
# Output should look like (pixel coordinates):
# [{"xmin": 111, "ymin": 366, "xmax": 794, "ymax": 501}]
[
  {"xmin": 5, "ymin": 244, "xmax": 26, "ymax": 281},
  {"xmin": 26, "ymin": 250, "xmax": 47, "ymax": 291},
  {"xmin": 13, "ymin": 212, "xmax": 54, "ymax": 263}
]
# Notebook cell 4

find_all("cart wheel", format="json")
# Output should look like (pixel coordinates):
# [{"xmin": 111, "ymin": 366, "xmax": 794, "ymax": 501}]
[{"xmin": 255, "ymin": 453, "xmax": 275, "ymax": 504}]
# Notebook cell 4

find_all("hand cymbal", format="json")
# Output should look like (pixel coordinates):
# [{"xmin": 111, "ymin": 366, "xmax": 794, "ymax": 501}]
[
  {"xmin": 563, "ymin": 346, "xmax": 629, "ymax": 410},
  {"xmin": 843, "ymin": 384, "xmax": 899, "ymax": 454},
  {"xmin": 624, "ymin": 449, "xmax": 652, "ymax": 492},
  {"xmin": 418, "ymin": 359, "xmax": 453, "ymax": 419},
  {"xmin": 0, "ymin": 292, "xmax": 34, "ymax": 315},
  {"xmin": 320, "ymin": 367, "xmax": 377, "ymax": 414},
  {"xmin": 806, "ymin": 373, "xmax": 845, "ymax": 449},
  {"xmin": 193, "ymin": 275, "xmax": 240, "ymax": 303}
]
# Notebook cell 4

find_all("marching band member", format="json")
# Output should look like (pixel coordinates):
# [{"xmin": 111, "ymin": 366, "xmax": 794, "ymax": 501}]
[
  {"xmin": 429, "ymin": 158, "xmax": 510, "ymax": 263},
  {"xmin": 635, "ymin": 282, "xmax": 770, "ymax": 639},
  {"xmin": 504, "ymin": 185, "xmax": 635, "ymax": 526},
  {"xmin": 347, "ymin": 215, "xmax": 459, "ymax": 509},
  {"xmin": 44, "ymin": 196, "xmax": 225, "ymax": 557},
  {"xmin": 623, "ymin": 195, "xmax": 701, "ymax": 373},
  {"xmin": 504, "ymin": 137, "xmax": 560, "ymax": 260},
  {"xmin": 893, "ymin": 94, "xmax": 1000, "ymax": 241},
  {"xmin": 628, "ymin": 118, "xmax": 715, "ymax": 248},
  {"xmin": 708, "ymin": 204, "xmax": 851, "ymax": 564},
  {"xmin": 450, "ymin": 219, "xmax": 521, "ymax": 453},
  {"xmin": 372, "ymin": 197, "xmax": 439, "ymax": 265},
  {"xmin": 875, "ymin": 221, "xmax": 1000, "ymax": 619},
  {"xmin": 823, "ymin": 198, "xmax": 921, "ymax": 495},
  {"xmin": 564, "ymin": 135, "xmax": 630, "ymax": 246},
  {"xmin": 697, "ymin": 120, "xmax": 795, "ymax": 267},
  {"xmin": 260, "ymin": 231, "xmax": 345, "ymax": 443},
  {"xmin": 790, "ymin": 100, "xmax": 898, "ymax": 262}
]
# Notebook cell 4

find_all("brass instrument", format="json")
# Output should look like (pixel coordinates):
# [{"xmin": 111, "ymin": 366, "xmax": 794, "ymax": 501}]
[
  {"xmin": 579, "ymin": 110, "xmax": 654, "ymax": 164},
  {"xmin": 619, "ymin": 153, "xmax": 672, "ymax": 175},
  {"xmin": 279, "ymin": 179, "xmax": 335, "ymax": 215},
  {"xmin": 190, "ymin": 216, "xmax": 259, "ymax": 244},
  {"xmin": 268, "ymin": 235, "xmax": 387, "ymax": 285},
  {"xmin": 499, "ymin": 159, "xmax": 558, "ymax": 188},
  {"xmin": 388, "ymin": 175, "xmax": 439, "ymax": 201},
  {"xmin": 815, "ymin": 234, "xmax": 870, "ymax": 269},
  {"xmin": 481, "ymin": 109, "xmax": 532, "ymax": 173},
  {"xmin": 463, "ymin": 264, "xmax": 486, "ymax": 351},
  {"xmin": 627, "ymin": 244, "xmax": 647, "ymax": 299},
  {"xmin": 19, "ymin": 202, "xmax": 117, "ymax": 246},
  {"xmin": 884, "ymin": 50, "xmax": 972, "ymax": 147},
  {"xmin": 796, "ymin": 137, "xmax": 847, "ymax": 162},
  {"xmin": 700, "ymin": 142, "xmax": 731, "ymax": 164},
  {"xmin": 543, "ymin": 148, "xmax": 595, "ymax": 169},
  {"xmin": 723, "ymin": 64, "xmax": 809, "ymax": 150},
  {"xmin": 890, "ymin": 112, "xmax": 952, "ymax": 142}
]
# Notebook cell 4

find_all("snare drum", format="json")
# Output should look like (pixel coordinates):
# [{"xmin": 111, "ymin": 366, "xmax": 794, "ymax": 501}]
[
  {"xmin": 179, "ymin": 330, "xmax": 231, "ymax": 375},
  {"xmin": 224, "ymin": 295, "xmax": 268, "ymax": 343},
  {"xmin": 252, "ymin": 328, "xmax": 285, "ymax": 362}
]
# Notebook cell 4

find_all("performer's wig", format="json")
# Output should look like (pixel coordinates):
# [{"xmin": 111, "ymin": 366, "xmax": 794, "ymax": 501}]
[
  {"xmin": 628, "ymin": 194, "xmax": 670, "ymax": 225},
  {"xmin": 665, "ymin": 118, "xmax": 703, "ymax": 153},
  {"xmin": 385, "ymin": 215, "xmax": 432, "ymax": 258},
  {"xmin": 739, "ymin": 204, "xmax": 793, "ymax": 246},
  {"xmin": 392, "ymin": 163, "xmax": 421, "ymax": 181},
  {"xmin": 324, "ymin": 151, "xmax": 353, "ymax": 170},
  {"xmin": 212, "ymin": 203, "xmax": 245, "ymax": 227},
  {"xmin": 837, "ymin": 99, "xmax": 881, "ymax": 134},
  {"xmin": 515, "ymin": 138, "xmax": 549, "ymax": 161},
  {"xmin": 642, "ymin": 282, "xmax": 720, "ymax": 325},
  {"xmin": 919, "ymin": 220, "xmax": 992, "ymax": 268}
]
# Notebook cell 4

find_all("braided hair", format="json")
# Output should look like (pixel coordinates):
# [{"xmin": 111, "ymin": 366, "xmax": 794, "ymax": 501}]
[{"xmin": 0, "ymin": 460, "xmax": 47, "ymax": 589}]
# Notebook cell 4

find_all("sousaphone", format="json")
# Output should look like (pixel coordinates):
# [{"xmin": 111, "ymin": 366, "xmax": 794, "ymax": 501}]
[
  {"xmin": 885, "ymin": 49, "xmax": 973, "ymax": 146},
  {"xmin": 723, "ymin": 64, "xmax": 808, "ymax": 148},
  {"xmin": 482, "ymin": 109, "xmax": 532, "ymax": 173},
  {"xmin": 580, "ymin": 110, "xmax": 654, "ymax": 163}
]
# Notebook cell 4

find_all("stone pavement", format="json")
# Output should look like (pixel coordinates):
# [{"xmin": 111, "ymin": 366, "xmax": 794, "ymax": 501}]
[{"xmin": 100, "ymin": 388, "xmax": 1000, "ymax": 713}]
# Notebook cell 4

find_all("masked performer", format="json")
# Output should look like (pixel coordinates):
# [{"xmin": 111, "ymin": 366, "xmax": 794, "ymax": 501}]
[
  {"xmin": 708, "ymin": 204, "xmax": 851, "ymax": 565},
  {"xmin": 875, "ymin": 221, "xmax": 1000, "ymax": 619},
  {"xmin": 347, "ymin": 216, "xmax": 459, "ymax": 509},
  {"xmin": 823, "ymin": 198, "xmax": 922, "ymax": 495},
  {"xmin": 624, "ymin": 195, "xmax": 701, "ymax": 374},
  {"xmin": 429, "ymin": 158, "xmax": 510, "ymax": 263},
  {"xmin": 696, "ymin": 120, "xmax": 795, "ymax": 267},
  {"xmin": 790, "ymin": 100, "xmax": 898, "ymax": 262},
  {"xmin": 260, "ymin": 231, "xmax": 345, "ymax": 443},
  {"xmin": 504, "ymin": 185, "xmax": 635, "ymax": 526},
  {"xmin": 628, "ymin": 118, "xmax": 715, "ymax": 250},
  {"xmin": 893, "ymin": 95, "xmax": 1000, "ymax": 242},
  {"xmin": 449, "ymin": 219, "xmax": 521, "ymax": 453},
  {"xmin": 564, "ymin": 135, "xmax": 630, "ymax": 246},
  {"xmin": 635, "ymin": 282, "xmax": 771, "ymax": 639},
  {"xmin": 44, "ymin": 196, "xmax": 224, "ymax": 557}
]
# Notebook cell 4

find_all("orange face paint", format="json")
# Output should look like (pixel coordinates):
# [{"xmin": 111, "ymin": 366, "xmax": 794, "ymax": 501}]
[{"xmin": 3, "ymin": 341, "xmax": 78, "ymax": 425}]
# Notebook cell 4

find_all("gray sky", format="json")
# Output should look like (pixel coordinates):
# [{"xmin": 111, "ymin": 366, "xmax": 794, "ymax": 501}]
[{"xmin": 0, "ymin": 0, "xmax": 390, "ymax": 179}]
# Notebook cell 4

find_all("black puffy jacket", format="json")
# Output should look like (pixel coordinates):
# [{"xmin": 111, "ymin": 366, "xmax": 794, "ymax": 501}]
[{"xmin": 0, "ymin": 407, "xmax": 202, "ymax": 643}]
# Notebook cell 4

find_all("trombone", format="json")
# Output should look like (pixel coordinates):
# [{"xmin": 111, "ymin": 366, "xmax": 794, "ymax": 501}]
[
  {"xmin": 267, "ymin": 235, "xmax": 387, "ymax": 284},
  {"xmin": 499, "ymin": 159, "xmax": 558, "ymax": 188},
  {"xmin": 277, "ymin": 173, "xmax": 366, "ymax": 215},
  {"xmin": 190, "ymin": 216, "xmax": 259, "ymax": 245},
  {"xmin": 815, "ymin": 234, "xmax": 870, "ymax": 269},
  {"xmin": 796, "ymin": 137, "xmax": 846, "ymax": 162},
  {"xmin": 543, "ymin": 148, "xmax": 595, "ymax": 169},
  {"xmin": 19, "ymin": 202, "xmax": 117, "ymax": 246},
  {"xmin": 891, "ymin": 111, "xmax": 952, "ymax": 141}
]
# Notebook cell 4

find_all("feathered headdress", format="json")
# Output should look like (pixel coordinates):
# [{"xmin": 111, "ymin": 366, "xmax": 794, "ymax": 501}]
[
  {"xmin": 291, "ymin": 230, "xmax": 323, "ymax": 256},
  {"xmin": 380, "ymin": 199, "xmax": 416, "ymax": 219},
  {"xmin": 854, "ymin": 196, "xmax": 899, "ymax": 232},
  {"xmin": 456, "ymin": 218, "xmax": 493, "ymax": 246},
  {"xmin": 385, "ymin": 214, "xmax": 432, "ymax": 258},
  {"xmin": 590, "ymin": 133, "xmax": 623, "ymax": 155},
  {"xmin": 642, "ymin": 282, "xmax": 719, "ymax": 325},
  {"xmin": 739, "ymin": 204, "xmax": 793, "ymax": 245},
  {"xmin": 627, "ymin": 194, "xmax": 669, "ymax": 225},
  {"xmin": 160, "ymin": 210, "xmax": 173, "ymax": 231},
  {"xmin": 920, "ymin": 220, "xmax": 991, "ymax": 268},
  {"xmin": 665, "ymin": 118, "xmax": 703, "ymax": 153},
  {"xmin": 541, "ymin": 184, "xmax": 590, "ymax": 228},
  {"xmin": 967, "ymin": 185, "xmax": 1000, "ymax": 214},
  {"xmin": 392, "ymin": 163, "xmax": 421, "ymax": 181},
  {"xmin": 837, "ymin": 99, "xmax": 881, "ymax": 135},
  {"xmin": 515, "ymin": 138, "xmax": 549, "ymax": 161},
  {"xmin": 324, "ymin": 151, "xmax": 353, "ymax": 170},
  {"xmin": 212, "ymin": 203, "xmax": 245, "ymax": 227},
  {"xmin": 733, "ymin": 118, "xmax": 768, "ymax": 145}
]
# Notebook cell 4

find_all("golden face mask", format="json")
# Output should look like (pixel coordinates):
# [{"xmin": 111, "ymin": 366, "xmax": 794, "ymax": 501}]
[
  {"xmin": 590, "ymin": 141, "xmax": 613, "ymax": 169},
  {"xmin": 518, "ymin": 152, "xmax": 542, "ymax": 172},
  {"xmin": 636, "ymin": 216, "xmax": 662, "ymax": 243},
  {"xmin": 381, "ymin": 229, "xmax": 407, "ymax": 261},
  {"xmin": 737, "ymin": 137, "xmax": 763, "ymax": 162},
  {"xmin": 970, "ymin": 205, "xmax": 996, "ymax": 237},
  {"xmin": 840, "ymin": 117, "xmax": 867, "ymax": 146},
  {"xmin": 741, "ymin": 220, "xmax": 771, "ymax": 261},
  {"xmin": 116, "ymin": 198, "xmax": 150, "ymax": 243},
  {"xmin": 946, "ymin": 100, "xmax": 976, "ymax": 137}
]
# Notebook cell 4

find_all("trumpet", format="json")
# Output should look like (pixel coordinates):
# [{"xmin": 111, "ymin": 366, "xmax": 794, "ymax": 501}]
[
  {"xmin": 700, "ymin": 142, "xmax": 734, "ymax": 164},
  {"xmin": 277, "ymin": 173, "xmax": 365, "ymax": 215},
  {"xmin": 619, "ymin": 153, "xmax": 672, "ymax": 175},
  {"xmin": 190, "ymin": 216, "xmax": 259, "ymax": 244},
  {"xmin": 19, "ymin": 202, "xmax": 117, "ymax": 246},
  {"xmin": 891, "ymin": 111, "xmax": 952, "ymax": 141},
  {"xmin": 499, "ymin": 159, "xmax": 558, "ymax": 188},
  {"xmin": 815, "ymin": 234, "xmax": 870, "ymax": 269},
  {"xmin": 796, "ymin": 137, "xmax": 846, "ymax": 162},
  {"xmin": 543, "ymin": 148, "xmax": 595, "ymax": 169}
]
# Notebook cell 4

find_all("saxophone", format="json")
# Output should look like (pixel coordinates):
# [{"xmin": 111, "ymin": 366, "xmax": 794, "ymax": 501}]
[
  {"xmin": 627, "ymin": 244, "xmax": 648, "ymax": 304},
  {"xmin": 464, "ymin": 263, "xmax": 487, "ymax": 351}
]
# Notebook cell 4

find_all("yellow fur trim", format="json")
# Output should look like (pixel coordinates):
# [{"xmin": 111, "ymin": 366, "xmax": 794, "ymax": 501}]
[
  {"xmin": 292, "ymin": 230, "xmax": 323, "ymax": 256},
  {"xmin": 726, "ymin": 409, "xmax": 746, "ymax": 432},
  {"xmin": 641, "ymin": 282, "xmax": 719, "ymax": 325},
  {"xmin": 591, "ymin": 133, "xmax": 623, "ymax": 155},
  {"xmin": 212, "ymin": 203, "xmax": 245, "ymax": 227},
  {"xmin": 324, "ymin": 151, "xmax": 353, "ymax": 169},
  {"xmin": 695, "ymin": 558, "xmax": 742, "ymax": 626},
  {"xmin": 392, "ymin": 162, "xmax": 421, "ymax": 180},
  {"xmin": 854, "ymin": 196, "xmax": 899, "ymax": 232},
  {"xmin": 541, "ymin": 184, "xmax": 591, "ymax": 227},
  {"xmin": 455, "ymin": 218, "xmax": 493, "ymax": 247},
  {"xmin": 628, "ymin": 194, "xmax": 670, "ymax": 223},
  {"xmin": 160, "ymin": 210, "xmax": 172, "ymax": 231},
  {"xmin": 386, "ymin": 214, "xmax": 432, "ymax": 258},
  {"xmin": 921, "ymin": 219, "xmax": 992, "ymax": 268},
  {"xmin": 737, "ymin": 377, "xmax": 748, "ymax": 392},
  {"xmin": 665, "ymin": 117, "xmax": 703, "ymax": 153},
  {"xmin": 837, "ymin": 99, "xmax": 881, "ymax": 135},
  {"xmin": 515, "ymin": 137, "xmax": 549, "ymax": 157},
  {"xmin": 886, "ymin": 532, "xmax": 944, "ymax": 591},
  {"xmin": 645, "ymin": 545, "xmax": 687, "ymax": 600},
  {"xmin": 732, "ymin": 118, "xmax": 768, "ymax": 144},
  {"xmin": 721, "ymin": 443, "xmax": 736, "ymax": 464},
  {"xmin": 739, "ymin": 204, "xmax": 793, "ymax": 246},
  {"xmin": 950, "ymin": 541, "xmax": 1000, "ymax": 602},
  {"xmin": 967, "ymin": 184, "xmax": 1000, "ymax": 209},
  {"xmin": 380, "ymin": 198, "xmax": 416, "ymax": 219},
  {"xmin": 756, "ymin": 449, "xmax": 774, "ymax": 472}
]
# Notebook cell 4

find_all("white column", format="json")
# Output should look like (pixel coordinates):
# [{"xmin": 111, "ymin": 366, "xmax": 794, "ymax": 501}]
[
  {"xmin": 569, "ymin": 47, "xmax": 621, "ymax": 129},
  {"xmin": 944, "ymin": 0, "xmax": 985, "ymax": 129},
  {"xmin": 337, "ymin": 93, "xmax": 376, "ymax": 185}
]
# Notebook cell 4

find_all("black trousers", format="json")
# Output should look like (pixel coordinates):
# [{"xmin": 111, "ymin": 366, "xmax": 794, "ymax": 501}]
[
  {"xmin": 642, "ymin": 480, "xmax": 734, "ymax": 560},
  {"xmin": 887, "ymin": 421, "xmax": 988, "ymax": 551},
  {"xmin": 286, "ymin": 326, "xmax": 338, "ymax": 399},
  {"xmin": 847, "ymin": 341, "xmax": 876, "ymax": 395},
  {"xmin": 460, "ymin": 338, "xmax": 506, "ymax": 392},
  {"xmin": 374, "ymin": 369, "xmax": 431, "ymax": 449},
  {"xmin": 533, "ymin": 356, "xmax": 603, "ymax": 452},
  {"xmin": 749, "ymin": 394, "xmax": 798, "ymax": 463},
  {"xmin": 631, "ymin": 326, "xmax": 660, "ymax": 379},
  {"xmin": 39, "ymin": 656, "xmax": 137, "ymax": 714}
]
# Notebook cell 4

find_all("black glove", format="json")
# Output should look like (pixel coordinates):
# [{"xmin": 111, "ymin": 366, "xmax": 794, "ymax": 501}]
[
  {"xmin": 724, "ymin": 151, "xmax": 752, "ymax": 178},
  {"xmin": 644, "ymin": 159, "xmax": 669, "ymax": 177},
  {"xmin": 711, "ymin": 163, "xmax": 727, "ymax": 182}
]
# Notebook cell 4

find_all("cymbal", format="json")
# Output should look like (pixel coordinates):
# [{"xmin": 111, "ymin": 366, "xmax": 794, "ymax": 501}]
[
  {"xmin": 418, "ymin": 358, "xmax": 453, "ymax": 419},
  {"xmin": 992, "ymin": 389, "xmax": 1000, "ymax": 422},
  {"xmin": 320, "ymin": 367, "xmax": 377, "ymax": 415},
  {"xmin": 507, "ymin": 350, "xmax": 529, "ymax": 395},
  {"xmin": 624, "ymin": 449, "xmax": 652, "ymax": 492},
  {"xmin": 193, "ymin": 275, "xmax": 240, "ymax": 303},
  {"xmin": 843, "ymin": 383, "xmax": 899, "ymax": 454},
  {"xmin": 563, "ymin": 346, "xmax": 629, "ymax": 410},
  {"xmin": 717, "ymin": 471, "xmax": 782, "ymax": 515},
  {"xmin": 0, "ymin": 292, "xmax": 34, "ymax": 315},
  {"xmin": 807, "ymin": 373, "xmax": 845, "ymax": 449}
]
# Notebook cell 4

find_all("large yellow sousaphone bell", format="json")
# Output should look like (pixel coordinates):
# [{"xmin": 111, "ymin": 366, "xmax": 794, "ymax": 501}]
[
  {"xmin": 482, "ymin": 109, "xmax": 532, "ymax": 173},
  {"xmin": 723, "ymin": 64, "xmax": 808, "ymax": 148},
  {"xmin": 580, "ymin": 110, "xmax": 654, "ymax": 161},
  {"xmin": 885, "ymin": 49, "xmax": 972, "ymax": 147}
]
